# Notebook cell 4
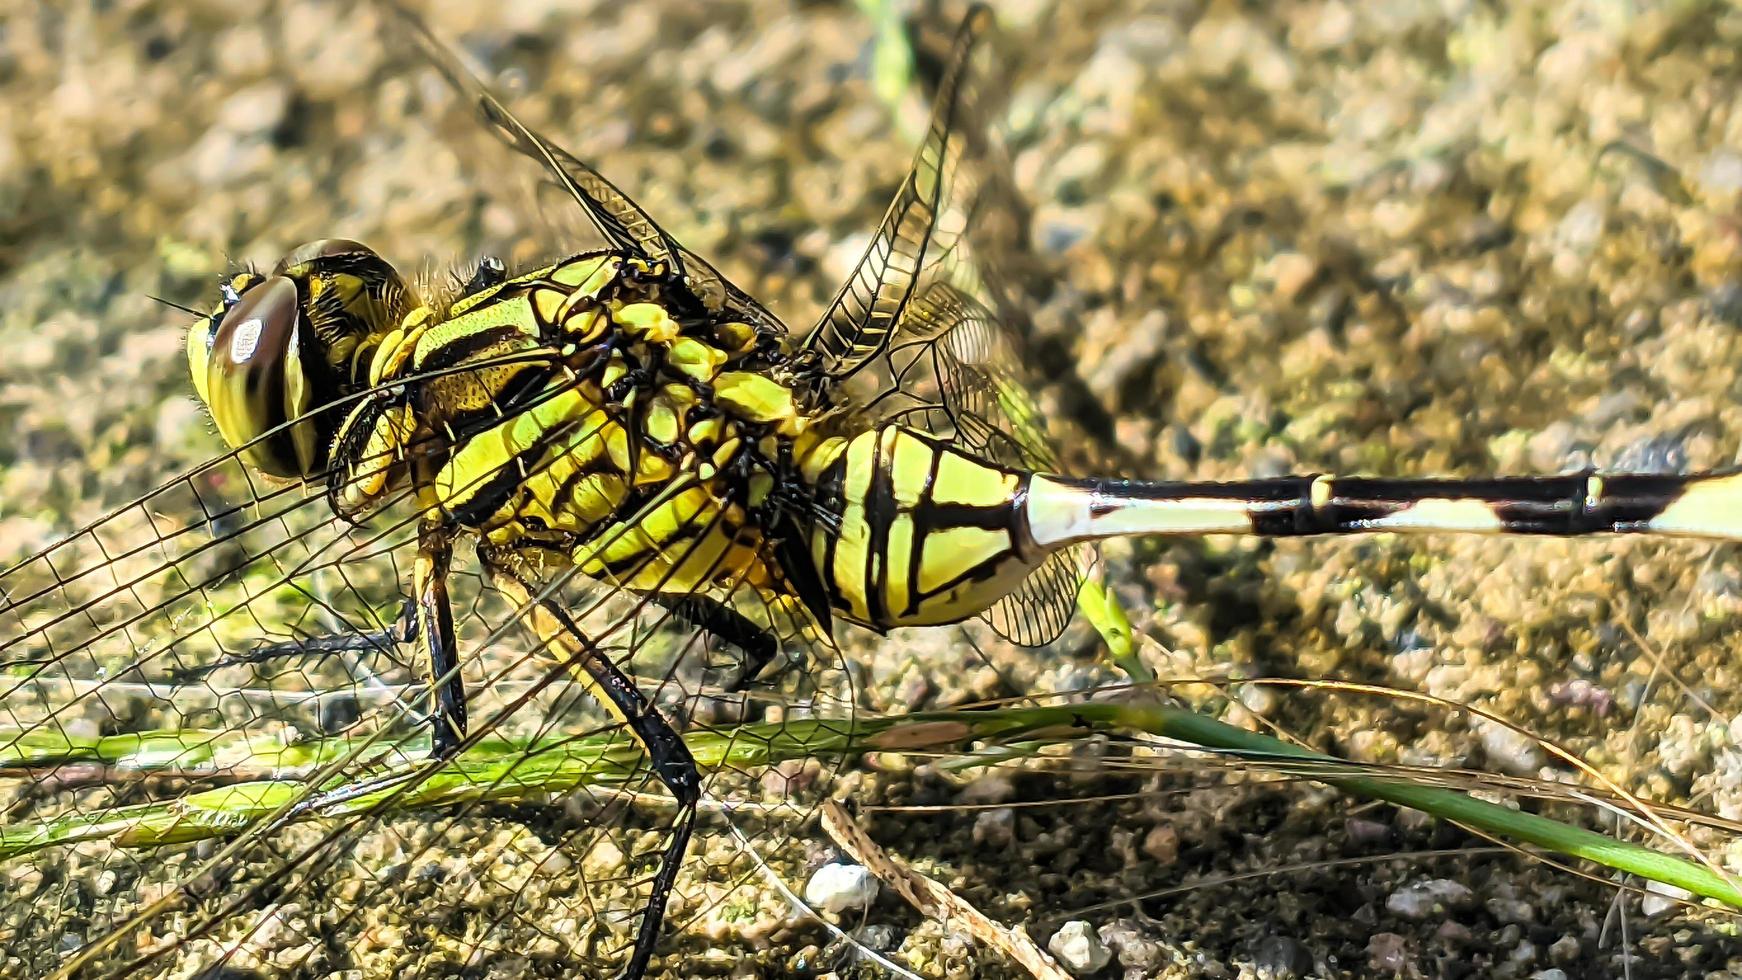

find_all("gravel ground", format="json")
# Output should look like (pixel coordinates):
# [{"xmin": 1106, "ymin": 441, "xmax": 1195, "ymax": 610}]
[{"xmin": 5, "ymin": 1, "xmax": 1742, "ymax": 977}]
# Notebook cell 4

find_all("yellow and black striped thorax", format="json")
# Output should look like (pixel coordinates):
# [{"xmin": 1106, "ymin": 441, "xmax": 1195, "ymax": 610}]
[{"xmin": 329, "ymin": 249, "xmax": 848, "ymax": 598}]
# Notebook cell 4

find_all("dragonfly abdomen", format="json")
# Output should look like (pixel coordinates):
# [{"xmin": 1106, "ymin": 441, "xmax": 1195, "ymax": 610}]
[
  {"xmin": 806, "ymin": 424, "xmax": 1046, "ymax": 631},
  {"xmin": 805, "ymin": 430, "xmax": 1742, "ymax": 635},
  {"xmin": 1022, "ymin": 470, "xmax": 1742, "ymax": 545}
]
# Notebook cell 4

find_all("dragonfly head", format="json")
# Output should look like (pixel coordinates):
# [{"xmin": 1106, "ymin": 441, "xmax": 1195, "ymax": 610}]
[{"xmin": 187, "ymin": 239, "xmax": 412, "ymax": 480}]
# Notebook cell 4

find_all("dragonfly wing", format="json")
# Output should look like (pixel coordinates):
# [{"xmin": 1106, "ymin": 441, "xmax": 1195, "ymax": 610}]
[
  {"xmin": 800, "ymin": 7, "xmax": 996, "ymax": 382},
  {"xmin": 385, "ymin": 1, "xmax": 685, "ymax": 269},
  {"xmin": 0, "ymin": 357, "xmax": 851, "ymax": 977},
  {"xmin": 803, "ymin": 5, "xmax": 1090, "ymax": 647},
  {"xmin": 388, "ymin": 3, "xmax": 788, "ymax": 339},
  {"xmin": 894, "ymin": 280, "xmax": 1092, "ymax": 648}
]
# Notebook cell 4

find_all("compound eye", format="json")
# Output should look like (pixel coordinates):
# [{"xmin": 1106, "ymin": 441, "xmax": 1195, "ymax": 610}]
[
  {"xmin": 203, "ymin": 275, "xmax": 323, "ymax": 479},
  {"xmin": 272, "ymin": 238, "xmax": 376, "ymax": 275}
]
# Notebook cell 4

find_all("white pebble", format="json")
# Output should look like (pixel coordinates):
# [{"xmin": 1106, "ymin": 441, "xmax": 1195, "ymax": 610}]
[
  {"xmin": 1047, "ymin": 920, "xmax": 1112, "ymax": 975},
  {"xmin": 1553, "ymin": 198, "xmax": 1606, "ymax": 256},
  {"xmin": 1386, "ymin": 878, "xmax": 1475, "ymax": 920},
  {"xmin": 1698, "ymin": 151, "xmax": 1742, "ymax": 197},
  {"xmin": 802, "ymin": 863, "xmax": 878, "ymax": 915},
  {"xmin": 1641, "ymin": 879, "xmax": 1692, "ymax": 917},
  {"xmin": 1477, "ymin": 719, "xmax": 1546, "ymax": 775}
]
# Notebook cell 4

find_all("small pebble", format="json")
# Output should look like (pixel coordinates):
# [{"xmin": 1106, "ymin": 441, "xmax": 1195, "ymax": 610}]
[
  {"xmin": 854, "ymin": 923, "xmax": 897, "ymax": 952},
  {"xmin": 1476, "ymin": 719, "xmax": 1547, "ymax": 775},
  {"xmin": 802, "ymin": 863, "xmax": 878, "ymax": 915},
  {"xmin": 1485, "ymin": 895, "xmax": 1535, "ymax": 925},
  {"xmin": 1366, "ymin": 932, "xmax": 1409, "ymax": 973},
  {"xmin": 1251, "ymin": 934, "xmax": 1313, "ymax": 978},
  {"xmin": 1641, "ymin": 880, "xmax": 1692, "ymax": 917},
  {"xmin": 1698, "ymin": 151, "xmax": 1742, "ymax": 197},
  {"xmin": 1548, "ymin": 935, "xmax": 1580, "ymax": 962},
  {"xmin": 971, "ymin": 807, "xmax": 1015, "ymax": 848},
  {"xmin": 1434, "ymin": 921, "xmax": 1473, "ymax": 945},
  {"xmin": 1141, "ymin": 824, "xmax": 1180, "ymax": 865},
  {"xmin": 1344, "ymin": 817, "xmax": 1391, "ymax": 846},
  {"xmin": 1552, "ymin": 198, "xmax": 1606, "ymax": 256},
  {"xmin": 1385, "ymin": 878, "xmax": 1474, "ymax": 920},
  {"xmin": 1099, "ymin": 919, "xmax": 1164, "ymax": 970},
  {"xmin": 1048, "ymin": 920, "xmax": 1112, "ymax": 975},
  {"xmin": 958, "ymin": 772, "xmax": 1016, "ymax": 806}
]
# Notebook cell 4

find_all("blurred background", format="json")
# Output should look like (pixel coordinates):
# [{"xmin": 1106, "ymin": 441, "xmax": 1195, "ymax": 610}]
[{"xmin": 4, "ymin": 1, "xmax": 1742, "ymax": 976}]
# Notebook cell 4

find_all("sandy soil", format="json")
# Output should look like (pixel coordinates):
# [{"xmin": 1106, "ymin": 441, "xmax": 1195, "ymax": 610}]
[{"xmin": 5, "ymin": 1, "xmax": 1742, "ymax": 977}]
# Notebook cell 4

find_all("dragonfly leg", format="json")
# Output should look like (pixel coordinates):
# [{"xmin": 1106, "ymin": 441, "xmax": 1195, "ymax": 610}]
[
  {"xmin": 653, "ymin": 593, "xmax": 777, "ymax": 691},
  {"xmin": 483, "ymin": 550, "xmax": 699, "ymax": 980},
  {"xmin": 416, "ymin": 523, "xmax": 466, "ymax": 759},
  {"xmin": 167, "ymin": 597, "xmax": 418, "ymax": 681}
]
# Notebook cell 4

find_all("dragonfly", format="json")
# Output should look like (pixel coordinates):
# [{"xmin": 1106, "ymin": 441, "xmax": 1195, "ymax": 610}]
[{"xmin": 3, "ymin": 3, "xmax": 1741, "ymax": 978}]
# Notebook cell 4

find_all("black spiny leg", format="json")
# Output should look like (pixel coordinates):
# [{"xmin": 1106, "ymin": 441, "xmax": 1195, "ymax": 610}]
[
  {"xmin": 484, "ymin": 551, "xmax": 699, "ymax": 980},
  {"xmin": 653, "ymin": 594, "xmax": 778, "ymax": 690},
  {"xmin": 415, "ymin": 524, "xmax": 466, "ymax": 759},
  {"xmin": 166, "ymin": 598, "xmax": 418, "ymax": 682}
]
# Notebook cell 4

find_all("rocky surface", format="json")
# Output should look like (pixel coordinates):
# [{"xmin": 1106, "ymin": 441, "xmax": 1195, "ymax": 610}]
[{"xmin": 4, "ymin": 1, "xmax": 1742, "ymax": 977}]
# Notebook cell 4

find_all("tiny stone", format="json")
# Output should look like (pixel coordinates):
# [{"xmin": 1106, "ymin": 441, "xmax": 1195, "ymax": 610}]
[
  {"xmin": 1485, "ymin": 895, "xmax": 1535, "ymax": 925},
  {"xmin": 1141, "ymin": 824, "xmax": 1180, "ymax": 865},
  {"xmin": 527, "ymin": 935, "xmax": 563, "ymax": 959},
  {"xmin": 1698, "ymin": 151, "xmax": 1742, "ymax": 197},
  {"xmin": 1237, "ymin": 681, "xmax": 1278, "ymax": 716},
  {"xmin": 1548, "ymin": 935, "xmax": 1580, "ymax": 962},
  {"xmin": 971, "ymin": 807, "xmax": 1015, "ymax": 848},
  {"xmin": 1435, "ymin": 921, "xmax": 1473, "ymax": 945},
  {"xmin": 1476, "ymin": 719, "xmax": 1547, "ymax": 775},
  {"xmin": 9, "ymin": 866, "xmax": 43, "ymax": 900},
  {"xmin": 1048, "ymin": 920, "xmax": 1112, "ymax": 975},
  {"xmin": 895, "ymin": 669, "xmax": 933, "ymax": 707},
  {"xmin": 1552, "ymin": 198, "xmax": 1606, "ymax": 256},
  {"xmin": 1641, "ymin": 880, "xmax": 1692, "ymax": 917},
  {"xmin": 1344, "ymin": 818, "xmax": 1391, "ymax": 846},
  {"xmin": 1099, "ymin": 919, "xmax": 1164, "ymax": 970},
  {"xmin": 1366, "ymin": 932, "xmax": 1409, "ymax": 973},
  {"xmin": 855, "ymin": 923, "xmax": 897, "ymax": 952},
  {"xmin": 1265, "ymin": 251, "xmax": 1317, "ymax": 303},
  {"xmin": 938, "ymin": 926, "xmax": 975, "ymax": 962},
  {"xmin": 1251, "ymin": 934, "xmax": 1313, "ymax": 978},
  {"xmin": 581, "ymin": 838, "xmax": 624, "ymax": 878},
  {"xmin": 1385, "ymin": 878, "xmax": 1475, "ymax": 920},
  {"xmin": 959, "ymin": 772, "xmax": 1016, "ymax": 805},
  {"xmin": 802, "ymin": 863, "xmax": 878, "ymax": 915}
]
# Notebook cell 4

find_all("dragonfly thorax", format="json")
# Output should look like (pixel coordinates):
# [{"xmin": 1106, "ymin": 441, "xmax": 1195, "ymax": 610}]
[{"xmin": 311, "ymin": 249, "xmax": 848, "ymax": 609}]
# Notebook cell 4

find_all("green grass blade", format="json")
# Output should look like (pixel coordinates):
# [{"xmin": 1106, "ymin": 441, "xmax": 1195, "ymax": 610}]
[{"xmin": 4, "ymin": 702, "xmax": 1735, "ymax": 910}]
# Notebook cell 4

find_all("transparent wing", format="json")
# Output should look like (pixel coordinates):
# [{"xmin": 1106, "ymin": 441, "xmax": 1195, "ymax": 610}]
[
  {"xmin": 799, "ymin": 7, "xmax": 993, "ymax": 382},
  {"xmin": 0, "ymin": 397, "xmax": 423, "ymax": 977},
  {"xmin": 806, "ymin": 5, "xmax": 1090, "ymax": 647},
  {"xmin": 385, "ymin": 1, "xmax": 787, "ymax": 338},
  {"xmin": 0, "ymin": 360, "xmax": 851, "ymax": 977},
  {"xmin": 888, "ymin": 281, "xmax": 1091, "ymax": 648}
]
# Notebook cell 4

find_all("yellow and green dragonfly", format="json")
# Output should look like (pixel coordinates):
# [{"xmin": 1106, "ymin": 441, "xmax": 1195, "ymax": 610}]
[{"xmin": 4, "ymin": 3, "xmax": 1742, "ymax": 977}]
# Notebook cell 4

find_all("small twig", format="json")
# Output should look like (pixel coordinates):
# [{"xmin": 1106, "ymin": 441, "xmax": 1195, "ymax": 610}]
[{"xmin": 820, "ymin": 799, "xmax": 1070, "ymax": 980}]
